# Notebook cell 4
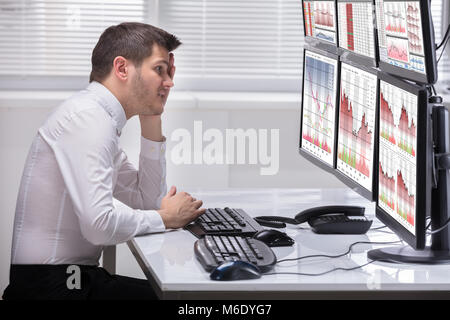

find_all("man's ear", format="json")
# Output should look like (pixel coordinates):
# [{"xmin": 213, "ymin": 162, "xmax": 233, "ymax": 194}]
[{"xmin": 112, "ymin": 56, "xmax": 129, "ymax": 82}]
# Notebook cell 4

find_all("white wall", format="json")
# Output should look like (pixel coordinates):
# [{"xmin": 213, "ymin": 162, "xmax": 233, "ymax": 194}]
[{"xmin": 0, "ymin": 92, "xmax": 350, "ymax": 294}]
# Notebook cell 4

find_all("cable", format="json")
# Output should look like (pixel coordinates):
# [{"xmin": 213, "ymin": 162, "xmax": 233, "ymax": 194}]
[
  {"xmin": 431, "ymin": 84, "xmax": 437, "ymax": 96},
  {"xmin": 369, "ymin": 225, "xmax": 396, "ymax": 234},
  {"xmin": 426, "ymin": 216, "xmax": 432, "ymax": 230},
  {"xmin": 426, "ymin": 216, "xmax": 450, "ymax": 235},
  {"xmin": 276, "ymin": 240, "xmax": 402, "ymax": 263},
  {"xmin": 437, "ymin": 24, "xmax": 450, "ymax": 50},
  {"xmin": 264, "ymin": 260, "xmax": 379, "ymax": 277},
  {"xmin": 437, "ymin": 32, "xmax": 450, "ymax": 64},
  {"xmin": 265, "ymin": 240, "xmax": 403, "ymax": 277},
  {"xmin": 370, "ymin": 225, "xmax": 388, "ymax": 231}
]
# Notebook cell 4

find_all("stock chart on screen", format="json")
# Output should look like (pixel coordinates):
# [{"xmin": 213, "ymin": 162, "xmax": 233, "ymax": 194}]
[
  {"xmin": 378, "ymin": 80, "xmax": 417, "ymax": 235},
  {"xmin": 337, "ymin": 0, "xmax": 376, "ymax": 59},
  {"xmin": 376, "ymin": 0, "xmax": 426, "ymax": 75},
  {"xmin": 301, "ymin": 50, "xmax": 338, "ymax": 166},
  {"xmin": 303, "ymin": 0, "xmax": 337, "ymax": 44},
  {"xmin": 337, "ymin": 63, "xmax": 377, "ymax": 191}
]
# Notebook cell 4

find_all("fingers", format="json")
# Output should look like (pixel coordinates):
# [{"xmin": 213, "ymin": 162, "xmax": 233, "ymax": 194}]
[
  {"xmin": 169, "ymin": 52, "xmax": 175, "ymax": 80},
  {"xmin": 192, "ymin": 199, "xmax": 203, "ymax": 209},
  {"xmin": 167, "ymin": 186, "xmax": 177, "ymax": 197},
  {"xmin": 171, "ymin": 66, "xmax": 176, "ymax": 80},
  {"xmin": 194, "ymin": 207, "xmax": 206, "ymax": 217}
]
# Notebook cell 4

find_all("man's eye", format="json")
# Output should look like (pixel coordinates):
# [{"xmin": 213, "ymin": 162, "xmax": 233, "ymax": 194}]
[{"xmin": 155, "ymin": 66, "xmax": 162, "ymax": 74}]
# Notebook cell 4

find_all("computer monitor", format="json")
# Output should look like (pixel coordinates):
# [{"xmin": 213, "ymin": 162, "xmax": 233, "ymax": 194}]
[
  {"xmin": 299, "ymin": 48, "xmax": 339, "ymax": 172},
  {"xmin": 337, "ymin": 0, "xmax": 378, "ymax": 67},
  {"xmin": 334, "ymin": 59, "xmax": 379, "ymax": 201},
  {"xmin": 375, "ymin": 0, "xmax": 438, "ymax": 84},
  {"xmin": 302, "ymin": 0, "xmax": 339, "ymax": 54},
  {"xmin": 370, "ymin": 72, "xmax": 431, "ymax": 258}
]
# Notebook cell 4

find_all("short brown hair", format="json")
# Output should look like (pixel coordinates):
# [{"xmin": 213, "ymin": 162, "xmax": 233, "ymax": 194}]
[{"xmin": 89, "ymin": 22, "xmax": 182, "ymax": 83}]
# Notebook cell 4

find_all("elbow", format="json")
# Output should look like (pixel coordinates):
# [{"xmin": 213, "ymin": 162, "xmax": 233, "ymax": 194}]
[
  {"xmin": 83, "ymin": 231, "xmax": 112, "ymax": 246},
  {"xmin": 80, "ymin": 210, "xmax": 115, "ymax": 246}
]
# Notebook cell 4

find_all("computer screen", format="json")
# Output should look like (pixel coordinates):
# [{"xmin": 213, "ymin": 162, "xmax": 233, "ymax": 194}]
[
  {"xmin": 302, "ymin": 0, "xmax": 339, "ymax": 53},
  {"xmin": 299, "ymin": 49, "xmax": 339, "ymax": 169},
  {"xmin": 375, "ymin": 0, "xmax": 437, "ymax": 84},
  {"xmin": 376, "ymin": 73, "xmax": 430, "ymax": 248},
  {"xmin": 337, "ymin": 0, "xmax": 378, "ymax": 66},
  {"xmin": 335, "ymin": 61, "xmax": 378, "ymax": 200}
]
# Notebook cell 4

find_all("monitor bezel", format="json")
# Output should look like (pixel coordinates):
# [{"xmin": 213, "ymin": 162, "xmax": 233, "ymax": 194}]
[
  {"xmin": 333, "ymin": 58, "xmax": 379, "ymax": 202},
  {"xmin": 299, "ymin": 47, "xmax": 341, "ymax": 175},
  {"xmin": 336, "ymin": 0, "xmax": 379, "ymax": 68},
  {"xmin": 301, "ymin": 0, "xmax": 340, "ymax": 55},
  {"xmin": 375, "ymin": 72, "xmax": 431, "ymax": 250},
  {"xmin": 377, "ymin": 0, "xmax": 438, "ymax": 84}
]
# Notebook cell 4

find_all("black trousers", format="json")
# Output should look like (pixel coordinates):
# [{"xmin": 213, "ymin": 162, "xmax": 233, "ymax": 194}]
[{"xmin": 2, "ymin": 264, "xmax": 158, "ymax": 300}]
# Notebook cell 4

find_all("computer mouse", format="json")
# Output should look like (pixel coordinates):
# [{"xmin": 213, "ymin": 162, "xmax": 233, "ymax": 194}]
[
  {"xmin": 253, "ymin": 229, "xmax": 295, "ymax": 247},
  {"xmin": 209, "ymin": 260, "xmax": 262, "ymax": 281}
]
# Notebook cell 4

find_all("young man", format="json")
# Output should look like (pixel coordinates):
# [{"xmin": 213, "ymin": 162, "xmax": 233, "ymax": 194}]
[{"xmin": 3, "ymin": 22, "xmax": 205, "ymax": 300}]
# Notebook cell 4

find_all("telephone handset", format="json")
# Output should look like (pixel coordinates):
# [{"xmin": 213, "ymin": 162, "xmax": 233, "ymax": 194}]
[{"xmin": 254, "ymin": 205, "xmax": 372, "ymax": 234}]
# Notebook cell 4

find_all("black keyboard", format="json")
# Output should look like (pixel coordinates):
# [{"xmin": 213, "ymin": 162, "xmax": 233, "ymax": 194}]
[
  {"xmin": 184, "ymin": 207, "xmax": 264, "ymax": 238},
  {"xmin": 194, "ymin": 235, "xmax": 277, "ymax": 273}
]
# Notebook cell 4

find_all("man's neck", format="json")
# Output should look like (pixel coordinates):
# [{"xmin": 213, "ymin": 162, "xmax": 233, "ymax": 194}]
[{"xmin": 100, "ymin": 79, "xmax": 135, "ymax": 120}]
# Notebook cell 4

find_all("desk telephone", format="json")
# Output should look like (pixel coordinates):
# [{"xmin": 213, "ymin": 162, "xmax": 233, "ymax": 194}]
[{"xmin": 254, "ymin": 205, "xmax": 373, "ymax": 234}]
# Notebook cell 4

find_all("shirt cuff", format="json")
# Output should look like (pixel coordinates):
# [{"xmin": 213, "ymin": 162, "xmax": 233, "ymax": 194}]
[
  {"xmin": 140, "ymin": 136, "xmax": 166, "ymax": 160},
  {"xmin": 139, "ymin": 209, "xmax": 166, "ymax": 233}
]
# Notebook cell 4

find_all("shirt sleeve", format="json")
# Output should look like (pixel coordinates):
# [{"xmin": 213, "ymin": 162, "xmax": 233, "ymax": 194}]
[
  {"xmin": 113, "ymin": 136, "xmax": 167, "ymax": 212},
  {"xmin": 39, "ymin": 107, "xmax": 166, "ymax": 246}
]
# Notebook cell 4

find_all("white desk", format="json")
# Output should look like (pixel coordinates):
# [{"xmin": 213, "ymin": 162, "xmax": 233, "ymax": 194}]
[{"xmin": 127, "ymin": 188, "xmax": 450, "ymax": 299}]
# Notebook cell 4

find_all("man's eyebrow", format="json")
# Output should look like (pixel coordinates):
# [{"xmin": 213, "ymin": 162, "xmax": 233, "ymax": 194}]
[{"xmin": 154, "ymin": 59, "xmax": 169, "ymax": 66}]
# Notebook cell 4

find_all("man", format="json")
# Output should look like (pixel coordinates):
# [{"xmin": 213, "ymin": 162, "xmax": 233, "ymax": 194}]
[{"xmin": 3, "ymin": 22, "xmax": 205, "ymax": 300}]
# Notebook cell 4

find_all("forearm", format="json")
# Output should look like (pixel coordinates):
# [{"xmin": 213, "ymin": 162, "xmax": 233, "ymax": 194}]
[
  {"xmin": 113, "ymin": 139, "xmax": 167, "ymax": 210},
  {"xmin": 139, "ymin": 115, "xmax": 164, "ymax": 142}
]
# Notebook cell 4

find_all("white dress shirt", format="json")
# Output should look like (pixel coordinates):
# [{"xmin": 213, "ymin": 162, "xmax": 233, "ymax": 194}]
[{"xmin": 11, "ymin": 81, "xmax": 167, "ymax": 266}]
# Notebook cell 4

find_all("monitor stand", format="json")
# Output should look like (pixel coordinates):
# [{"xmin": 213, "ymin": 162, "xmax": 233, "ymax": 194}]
[
  {"xmin": 367, "ymin": 246, "xmax": 450, "ymax": 264},
  {"xmin": 368, "ymin": 97, "xmax": 450, "ymax": 264}
]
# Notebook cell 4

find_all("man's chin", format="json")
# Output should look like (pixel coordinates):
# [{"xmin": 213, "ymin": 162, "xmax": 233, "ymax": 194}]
[{"xmin": 148, "ymin": 105, "xmax": 164, "ymax": 116}]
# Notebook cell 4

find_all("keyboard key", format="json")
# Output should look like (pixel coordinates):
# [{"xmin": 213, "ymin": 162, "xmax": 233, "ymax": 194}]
[
  {"xmin": 185, "ymin": 207, "xmax": 263, "ymax": 237},
  {"xmin": 194, "ymin": 235, "xmax": 277, "ymax": 273}
]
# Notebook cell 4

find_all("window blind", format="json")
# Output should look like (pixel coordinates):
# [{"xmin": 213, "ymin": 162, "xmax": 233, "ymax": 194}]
[
  {"xmin": 0, "ymin": 0, "xmax": 447, "ymax": 90},
  {"xmin": 0, "ymin": 0, "xmax": 146, "ymax": 77},
  {"xmin": 158, "ymin": 0, "xmax": 304, "ymax": 91}
]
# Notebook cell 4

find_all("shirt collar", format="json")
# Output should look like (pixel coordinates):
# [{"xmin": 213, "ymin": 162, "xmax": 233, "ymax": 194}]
[{"xmin": 86, "ymin": 81, "xmax": 127, "ymax": 136}]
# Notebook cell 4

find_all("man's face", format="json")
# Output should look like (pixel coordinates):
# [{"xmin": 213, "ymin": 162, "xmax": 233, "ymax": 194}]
[{"xmin": 129, "ymin": 44, "xmax": 174, "ymax": 115}]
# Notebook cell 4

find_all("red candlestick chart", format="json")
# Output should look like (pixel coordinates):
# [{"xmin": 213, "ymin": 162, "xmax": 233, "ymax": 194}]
[
  {"xmin": 397, "ymin": 163, "xmax": 416, "ymax": 228},
  {"xmin": 384, "ymin": 1, "xmax": 407, "ymax": 37},
  {"xmin": 406, "ymin": 2, "xmax": 424, "ymax": 55},
  {"xmin": 387, "ymin": 37, "xmax": 409, "ymax": 62},
  {"xmin": 303, "ymin": 1, "xmax": 337, "ymax": 43},
  {"xmin": 337, "ymin": 63, "xmax": 377, "ymax": 191},
  {"xmin": 379, "ymin": 81, "xmax": 417, "ymax": 157},
  {"xmin": 301, "ymin": 50, "xmax": 338, "ymax": 166},
  {"xmin": 313, "ymin": 1, "xmax": 335, "ymax": 29},
  {"xmin": 378, "ymin": 1, "xmax": 426, "ymax": 75},
  {"xmin": 379, "ymin": 149, "xmax": 396, "ymax": 212},
  {"xmin": 378, "ymin": 80, "xmax": 417, "ymax": 235}
]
